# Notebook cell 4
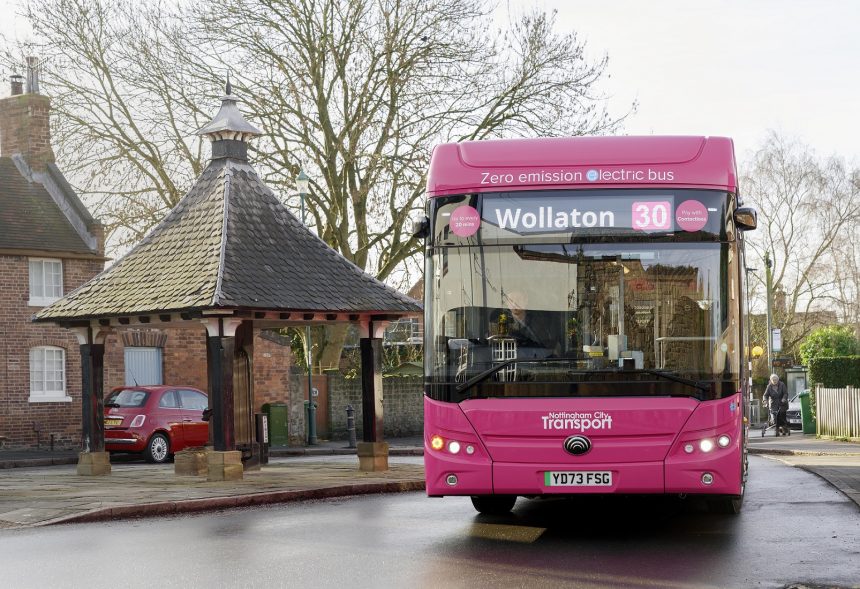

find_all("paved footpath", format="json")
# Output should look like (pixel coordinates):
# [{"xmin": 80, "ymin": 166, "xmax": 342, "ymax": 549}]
[
  {"xmin": 0, "ymin": 433, "xmax": 857, "ymax": 529},
  {"xmin": 749, "ymin": 431, "xmax": 860, "ymax": 510}
]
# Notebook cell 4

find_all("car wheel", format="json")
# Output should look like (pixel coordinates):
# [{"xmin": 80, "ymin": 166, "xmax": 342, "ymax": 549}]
[
  {"xmin": 144, "ymin": 433, "xmax": 170, "ymax": 464},
  {"xmin": 470, "ymin": 495, "xmax": 517, "ymax": 515}
]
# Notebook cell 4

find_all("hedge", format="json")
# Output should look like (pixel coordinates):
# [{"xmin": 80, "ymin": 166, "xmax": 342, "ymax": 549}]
[{"xmin": 808, "ymin": 356, "xmax": 860, "ymax": 388}]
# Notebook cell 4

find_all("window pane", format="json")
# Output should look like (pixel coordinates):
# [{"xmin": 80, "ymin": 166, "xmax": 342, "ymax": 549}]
[
  {"xmin": 29, "ymin": 261, "xmax": 44, "ymax": 298},
  {"xmin": 159, "ymin": 391, "xmax": 179, "ymax": 408},
  {"xmin": 30, "ymin": 347, "xmax": 65, "ymax": 396},
  {"xmin": 179, "ymin": 390, "xmax": 207, "ymax": 410},
  {"xmin": 48, "ymin": 261, "xmax": 63, "ymax": 298}
]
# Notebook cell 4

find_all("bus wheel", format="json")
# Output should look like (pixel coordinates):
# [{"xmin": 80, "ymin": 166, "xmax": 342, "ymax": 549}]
[
  {"xmin": 709, "ymin": 494, "xmax": 743, "ymax": 514},
  {"xmin": 471, "ymin": 495, "xmax": 516, "ymax": 515}
]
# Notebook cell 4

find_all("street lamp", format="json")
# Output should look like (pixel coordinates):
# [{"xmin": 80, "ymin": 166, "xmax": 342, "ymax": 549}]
[
  {"xmin": 765, "ymin": 252, "xmax": 774, "ymax": 375},
  {"xmin": 296, "ymin": 170, "xmax": 310, "ymax": 220},
  {"xmin": 296, "ymin": 168, "xmax": 316, "ymax": 445}
]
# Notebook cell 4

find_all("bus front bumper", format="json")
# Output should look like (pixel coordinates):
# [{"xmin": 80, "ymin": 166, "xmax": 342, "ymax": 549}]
[{"xmin": 425, "ymin": 449, "xmax": 742, "ymax": 497}]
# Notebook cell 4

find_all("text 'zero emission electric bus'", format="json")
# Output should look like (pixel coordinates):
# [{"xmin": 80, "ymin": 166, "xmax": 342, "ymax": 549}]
[{"xmin": 419, "ymin": 136, "xmax": 758, "ymax": 515}]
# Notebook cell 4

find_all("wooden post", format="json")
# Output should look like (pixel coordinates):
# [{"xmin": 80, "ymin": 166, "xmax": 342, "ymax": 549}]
[
  {"xmin": 76, "ymin": 328, "xmax": 110, "ymax": 476},
  {"xmin": 360, "ymin": 337, "xmax": 384, "ymax": 442},
  {"xmin": 206, "ymin": 333, "xmax": 235, "ymax": 452},
  {"xmin": 79, "ymin": 342, "xmax": 105, "ymax": 452},
  {"xmin": 358, "ymin": 335, "xmax": 388, "ymax": 471}
]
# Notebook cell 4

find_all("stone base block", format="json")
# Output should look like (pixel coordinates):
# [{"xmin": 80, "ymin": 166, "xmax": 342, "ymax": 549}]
[
  {"xmin": 207, "ymin": 450, "xmax": 243, "ymax": 481},
  {"xmin": 357, "ymin": 442, "xmax": 389, "ymax": 472},
  {"xmin": 77, "ymin": 451, "xmax": 111, "ymax": 476},
  {"xmin": 174, "ymin": 448, "xmax": 207, "ymax": 476}
]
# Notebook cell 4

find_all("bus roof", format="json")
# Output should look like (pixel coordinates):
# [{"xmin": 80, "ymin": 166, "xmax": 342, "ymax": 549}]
[{"xmin": 426, "ymin": 135, "xmax": 737, "ymax": 197}]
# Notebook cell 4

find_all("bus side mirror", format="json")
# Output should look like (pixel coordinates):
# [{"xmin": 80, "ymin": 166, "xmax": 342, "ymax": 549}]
[
  {"xmin": 734, "ymin": 207, "xmax": 757, "ymax": 231},
  {"xmin": 412, "ymin": 215, "xmax": 430, "ymax": 239}
]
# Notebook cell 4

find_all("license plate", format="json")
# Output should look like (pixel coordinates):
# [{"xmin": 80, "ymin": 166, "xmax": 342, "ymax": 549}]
[
  {"xmin": 788, "ymin": 418, "xmax": 800, "ymax": 424},
  {"xmin": 544, "ymin": 471, "xmax": 612, "ymax": 487},
  {"xmin": 104, "ymin": 418, "xmax": 122, "ymax": 426}
]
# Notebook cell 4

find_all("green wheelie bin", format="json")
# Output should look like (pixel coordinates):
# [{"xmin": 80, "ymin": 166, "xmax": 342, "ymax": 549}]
[{"xmin": 798, "ymin": 390, "xmax": 816, "ymax": 435}]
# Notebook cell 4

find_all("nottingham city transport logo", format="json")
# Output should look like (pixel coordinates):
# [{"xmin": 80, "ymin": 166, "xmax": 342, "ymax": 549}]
[
  {"xmin": 541, "ymin": 411, "xmax": 613, "ymax": 431},
  {"xmin": 563, "ymin": 435, "xmax": 592, "ymax": 456}
]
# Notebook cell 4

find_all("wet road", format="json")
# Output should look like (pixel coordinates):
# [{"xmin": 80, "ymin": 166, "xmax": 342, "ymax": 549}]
[{"xmin": 0, "ymin": 456, "xmax": 857, "ymax": 589}]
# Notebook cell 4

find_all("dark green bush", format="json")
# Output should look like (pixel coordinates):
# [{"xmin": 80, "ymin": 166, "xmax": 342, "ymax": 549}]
[{"xmin": 808, "ymin": 356, "xmax": 860, "ymax": 388}]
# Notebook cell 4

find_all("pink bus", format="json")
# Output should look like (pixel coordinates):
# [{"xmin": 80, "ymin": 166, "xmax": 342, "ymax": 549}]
[{"xmin": 421, "ymin": 136, "xmax": 758, "ymax": 515}]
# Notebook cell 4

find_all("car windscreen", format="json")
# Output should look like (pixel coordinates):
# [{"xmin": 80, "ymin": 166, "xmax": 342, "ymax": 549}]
[{"xmin": 105, "ymin": 389, "xmax": 150, "ymax": 407}]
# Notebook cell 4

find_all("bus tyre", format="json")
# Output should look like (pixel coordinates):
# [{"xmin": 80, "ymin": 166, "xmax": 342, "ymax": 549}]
[
  {"xmin": 471, "ymin": 495, "xmax": 516, "ymax": 515},
  {"xmin": 709, "ymin": 494, "xmax": 743, "ymax": 515}
]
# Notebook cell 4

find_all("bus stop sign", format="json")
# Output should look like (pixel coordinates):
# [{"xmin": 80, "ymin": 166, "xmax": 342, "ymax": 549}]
[{"xmin": 772, "ymin": 328, "xmax": 782, "ymax": 352}]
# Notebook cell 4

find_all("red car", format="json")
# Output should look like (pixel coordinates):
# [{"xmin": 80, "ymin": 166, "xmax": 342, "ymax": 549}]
[{"xmin": 104, "ymin": 386, "xmax": 209, "ymax": 463}]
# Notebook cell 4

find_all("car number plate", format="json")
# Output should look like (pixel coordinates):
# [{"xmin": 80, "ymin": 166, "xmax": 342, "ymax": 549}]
[
  {"xmin": 544, "ymin": 471, "xmax": 612, "ymax": 487},
  {"xmin": 104, "ymin": 418, "xmax": 122, "ymax": 426}
]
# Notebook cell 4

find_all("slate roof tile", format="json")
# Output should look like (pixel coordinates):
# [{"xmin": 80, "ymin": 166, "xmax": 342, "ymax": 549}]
[
  {"xmin": 0, "ymin": 157, "xmax": 96, "ymax": 254},
  {"xmin": 35, "ymin": 152, "xmax": 420, "ymax": 322}
]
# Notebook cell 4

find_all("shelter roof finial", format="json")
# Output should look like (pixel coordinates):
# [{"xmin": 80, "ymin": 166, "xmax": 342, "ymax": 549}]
[{"xmin": 196, "ymin": 79, "xmax": 262, "ymax": 152}]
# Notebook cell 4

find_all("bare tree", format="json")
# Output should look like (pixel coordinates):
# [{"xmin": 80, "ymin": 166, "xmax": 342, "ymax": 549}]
[
  {"xmin": 824, "ymin": 214, "xmax": 860, "ymax": 338},
  {"xmin": 5, "ymin": 0, "xmax": 219, "ymax": 249},
  {"xmin": 8, "ymin": 0, "xmax": 630, "ymax": 368},
  {"xmin": 741, "ymin": 132, "xmax": 860, "ymax": 358}
]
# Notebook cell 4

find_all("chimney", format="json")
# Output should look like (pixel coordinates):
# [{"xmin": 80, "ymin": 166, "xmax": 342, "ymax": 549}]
[
  {"xmin": 0, "ymin": 57, "xmax": 55, "ymax": 170},
  {"xmin": 10, "ymin": 74, "xmax": 23, "ymax": 96}
]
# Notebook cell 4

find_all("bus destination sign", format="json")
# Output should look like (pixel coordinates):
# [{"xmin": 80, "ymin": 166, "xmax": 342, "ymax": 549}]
[{"xmin": 479, "ymin": 194, "xmax": 710, "ymax": 235}]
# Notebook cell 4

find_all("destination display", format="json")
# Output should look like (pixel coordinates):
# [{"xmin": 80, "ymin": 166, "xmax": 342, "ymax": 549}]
[
  {"xmin": 435, "ymin": 190, "xmax": 728, "ymax": 244},
  {"xmin": 480, "ymin": 194, "xmax": 713, "ymax": 235}
]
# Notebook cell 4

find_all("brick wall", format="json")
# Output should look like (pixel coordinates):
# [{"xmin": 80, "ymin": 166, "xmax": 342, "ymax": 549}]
[
  {"xmin": 254, "ymin": 329, "xmax": 293, "ymax": 410},
  {"xmin": 326, "ymin": 374, "xmax": 423, "ymax": 441},
  {"xmin": 0, "ymin": 254, "xmax": 103, "ymax": 449},
  {"xmin": 1, "ymin": 248, "xmax": 297, "ymax": 449}
]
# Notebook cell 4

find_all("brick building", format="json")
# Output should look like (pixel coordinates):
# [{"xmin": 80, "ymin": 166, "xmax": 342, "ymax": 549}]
[
  {"xmin": 0, "ymin": 75, "xmax": 106, "ymax": 449},
  {"xmin": 0, "ymin": 73, "xmax": 297, "ymax": 450}
]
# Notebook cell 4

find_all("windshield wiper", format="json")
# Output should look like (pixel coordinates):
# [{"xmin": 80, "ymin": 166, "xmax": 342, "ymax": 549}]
[
  {"xmin": 455, "ymin": 362, "xmax": 711, "ymax": 395},
  {"xmin": 455, "ymin": 359, "xmax": 575, "ymax": 394},
  {"xmin": 636, "ymin": 369, "xmax": 711, "ymax": 393}
]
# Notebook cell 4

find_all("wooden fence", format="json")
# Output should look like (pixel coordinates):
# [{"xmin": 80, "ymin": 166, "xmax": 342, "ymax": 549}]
[{"xmin": 816, "ymin": 385, "xmax": 860, "ymax": 439}]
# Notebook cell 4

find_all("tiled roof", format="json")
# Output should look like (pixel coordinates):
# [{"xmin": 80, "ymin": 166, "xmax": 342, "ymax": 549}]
[
  {"xmin": 35, "ymin": 156, "xmax": 420, "ymax": 322},
  {"xmin": 0, "ymin": 157, "xmax": 98, "ymax": 255}
]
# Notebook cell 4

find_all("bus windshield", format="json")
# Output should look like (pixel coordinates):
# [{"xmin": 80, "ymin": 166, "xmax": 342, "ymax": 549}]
[{"xmin": 426, "ymin": 240, "xmax": 740, "ymax": 402}]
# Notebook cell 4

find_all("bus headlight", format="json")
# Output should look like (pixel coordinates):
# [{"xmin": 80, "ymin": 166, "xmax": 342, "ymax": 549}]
[
  {"xmin": 684, "ymin": 443, "xmax": 694, "ymax": 454},
  {"xmin": 718, "ymin": 435, "xmax": 731, "ymax": 448},
  {"xmin": 699, "ymin": 439, "xmax": 715, "ymax": 453},
  {"xmin": 448, "ymin": 441, "xmax": 461, "ymax": 454}
]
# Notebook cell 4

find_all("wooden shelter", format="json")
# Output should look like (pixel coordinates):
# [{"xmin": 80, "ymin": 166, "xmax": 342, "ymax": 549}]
[{"xmin": 34, "ymin": 86, "xmax": 421, "ymax": 479}]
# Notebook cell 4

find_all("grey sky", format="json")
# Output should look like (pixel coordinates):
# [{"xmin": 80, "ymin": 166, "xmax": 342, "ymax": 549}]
[
  {"xmin": 533, "ymin": 0, "xmax": 860, "ymax": 162},
  {"xmin": 2, "ymin": 0, "xmax": 859, "ymax": 162}
]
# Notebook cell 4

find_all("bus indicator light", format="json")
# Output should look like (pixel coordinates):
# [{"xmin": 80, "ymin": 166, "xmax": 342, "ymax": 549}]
[{"xmin": 430, "ymin": 435, "xmax": 445, "ymax": 451}]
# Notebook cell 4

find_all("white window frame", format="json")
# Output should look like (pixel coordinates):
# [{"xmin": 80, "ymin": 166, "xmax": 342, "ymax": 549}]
[
  {"xmin": 28, "ymin": 258, "xmax": 64, "ymax": 306},
  {"xmin": 29, "ymin": 346, "xmax": 70, "ymax": 403}
]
